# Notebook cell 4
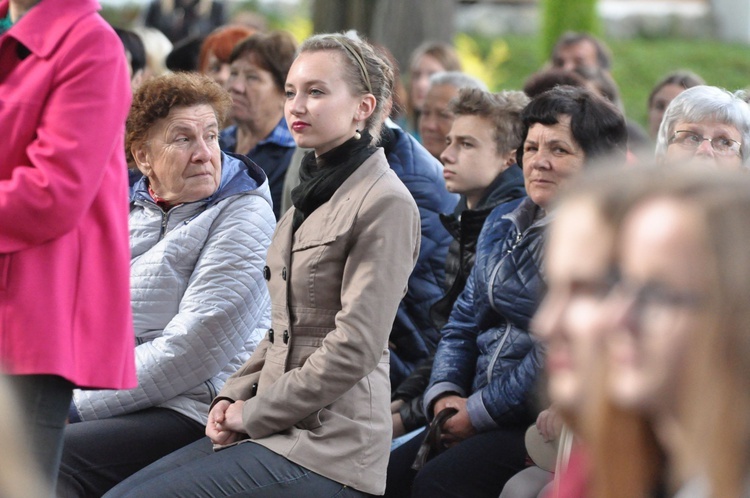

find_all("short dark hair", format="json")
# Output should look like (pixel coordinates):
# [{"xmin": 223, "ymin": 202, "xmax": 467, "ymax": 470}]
[
  {"xmin": 648, "ymin": 70, "xmax": 705, "ymax": 108},
  {"xmin": 115, "ymin": 27, "xmax": 146, "ymax": 74},
  {"xmin": 517, "ymin": 86, "xmax": 627, "ymax": 167},
  {"xmin": 229, "ymin": 31, "xmax": 297, "ymax": 93},
  {"xmin": 523, "ymin": 69, "xmax": 588, "ymax": 99},
  {"xmin": 552, "ymin": 32, "xmax": 612, "ymax": 71}
]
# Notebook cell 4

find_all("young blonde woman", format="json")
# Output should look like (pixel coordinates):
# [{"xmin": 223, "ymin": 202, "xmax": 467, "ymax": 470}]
[
  {"xmin": 523, "ymin": 170, "xmax": 632, "ymax": 498},
  {"xmin": 603, "ymin": 167, "xmax": 750, "ymax": 497},
  {"xmin": 105, "ymin": 33, "xmax": 420, "ymax": 498},
  {"xmin": 539, "ymin": 166, "xmax": 750, "ymax": 498}
]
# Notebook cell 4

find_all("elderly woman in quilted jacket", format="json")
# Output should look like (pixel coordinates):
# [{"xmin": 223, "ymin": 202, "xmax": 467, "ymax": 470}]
[
  {"xmin": 56, "ymin": 73, "xmax": 275, "ymax": 498},
  {"xmin": 385, "ymin": 86, "xmax": 629, "ymax": 498}
]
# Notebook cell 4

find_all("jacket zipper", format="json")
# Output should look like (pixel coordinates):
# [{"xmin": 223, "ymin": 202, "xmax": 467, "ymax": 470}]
[
  {"xmin": 488, "ymin": 229, "xmax": 524, "ymax": 315},
  {"xmin": 487, "ymin": 322, "xmax": 512, "ymax": 384},
  {"xmin": 158, "ymin": 210, "xmax": 170, "ymax": 240}
]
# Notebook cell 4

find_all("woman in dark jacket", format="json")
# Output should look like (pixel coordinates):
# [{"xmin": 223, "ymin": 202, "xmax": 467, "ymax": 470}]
[
  {"xmin": 385, "ymin": 86, "xmax": 629, "ymax": 498},
  {"xmin": 219, "ymin": 31, "xmax": 297, "ymax": 219},
  {"xmin": 392, "ymin": 88, "xmax": 529, "ymax": 436}
]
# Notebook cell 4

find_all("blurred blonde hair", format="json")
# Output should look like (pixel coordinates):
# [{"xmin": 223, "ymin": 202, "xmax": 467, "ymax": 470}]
[{"xmin": 564, "ymin": 165, "xmax": 750, "ymax": 497}]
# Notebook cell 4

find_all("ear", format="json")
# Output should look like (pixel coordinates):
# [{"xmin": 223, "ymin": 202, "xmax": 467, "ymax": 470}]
[
  {"xmin": 503, "ymin": 148, "xmax": 518, "ymax": 168},
  {"xmin": 131, "ymin": 69, "xmax": 145, "ymax": 91},
  {"xmin": 131, "ymin": 143, "xmax": 152, "ymax": 176},
  {"xmin": 355, "ymin": 94, "xmax": 377, "ymax": 123}
]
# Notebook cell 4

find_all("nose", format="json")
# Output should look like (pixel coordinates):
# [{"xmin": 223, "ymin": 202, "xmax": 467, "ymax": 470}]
[
  {"xmin": 606, "ymin": 287, "xmax": 640, "ymax": 338},
  {"xmin": 192, "ymin": 137, "xmax": 212, "ymax": 163},
  {"xmin": 227, "ymin": 73, "xmax": 243, "ymax": 94},
  {"xmin": 527, "ymin": 149, "xmax": 552, "ymax": 171},
  {"xmin": 532, "ymin": 294, "xmax": 565, "ymax": 342},
  {"xmin": 420, "ymin": 113, "xmax": 436, "ymax": 132},
  {"xmin": 440, "ymin": 142, "xmax": 456, "ymax": 165},
  {"xmin": 694, "ymin": 137, "xmax": 715, "ymax": 157},
  {"xmin": 286, "ymin": 92, "xmax": 305, "ymax": 117},
  {"xmin": 217, "ymin": 64, "xmax": 231, "ymax": 88}
]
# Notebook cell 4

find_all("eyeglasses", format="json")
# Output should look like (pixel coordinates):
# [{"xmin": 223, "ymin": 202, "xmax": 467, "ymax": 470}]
[
  {"xmin": 609, "ymin": 277, "xmax": 706, "ymax": 335},
  {"xmin": 669, "ymin": 130, "xmax": 742, "ymax": 157}
]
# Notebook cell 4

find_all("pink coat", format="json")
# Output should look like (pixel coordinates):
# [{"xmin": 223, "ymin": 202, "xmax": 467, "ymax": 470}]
[{"xmin": 0, "ymin": 0, "xmax": 136, "ymax": 389}]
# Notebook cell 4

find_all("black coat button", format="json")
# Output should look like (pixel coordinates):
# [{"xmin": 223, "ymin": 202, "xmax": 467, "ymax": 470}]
[
  {"xmin": 281, "ymin": 267, "xmax": 287, "ymax": 280},
  {"xmin": 268, "ymin": 328, "xmax": 274, "ymax": 343},
  {"xmin": 263, "ymin": 266, "xmax": 271, "ymax": 280},
  {"xmin": 283, "ymin": 330, "xmax": 289, "ymax": 344}
]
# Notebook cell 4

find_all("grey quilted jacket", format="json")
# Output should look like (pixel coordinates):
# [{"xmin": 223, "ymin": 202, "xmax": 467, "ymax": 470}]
[{"xmin": 72, "ymin": 152, "xmax": 275, "ymax": 425}]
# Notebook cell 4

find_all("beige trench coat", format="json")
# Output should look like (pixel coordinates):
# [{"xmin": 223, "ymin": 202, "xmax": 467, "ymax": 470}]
[{"xmin": 217, "ymin": 149, "xmax": 421, "ymax": 495}]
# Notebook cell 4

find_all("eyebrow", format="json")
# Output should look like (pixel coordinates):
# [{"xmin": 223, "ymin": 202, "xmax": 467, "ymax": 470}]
[
  {"xmin": 453, "ymin": 134, "xmax": 477, "ymax": 142},
  {"xmin": 680, "ymin": 126, "xmax": 736, "ymax": 137},
  {"xmin": 548, "ymin": 139, "xmax": 573, "ymax": 147},
  {"xmin": 286, "ymin": 79, "xmax": 329, "ymax": 88},
  {"xmin": 168, "ymin": 122, "xmax": 219, "ymax": 134}
]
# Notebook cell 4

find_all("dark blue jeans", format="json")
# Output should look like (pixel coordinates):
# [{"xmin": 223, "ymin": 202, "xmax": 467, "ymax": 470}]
[
  {"xmin": 104, "ymin": 437, "xmax": 371, "ymax": 498},
  {"xmin": 6, "ymin": 374, "xmax": 74, "ymax": 496},
  {"xmin": 57, "ymin": 407, "xmax": 204, "ymax": 497},
  {"xmin": 385, "ymin": 426, "xmax": 527, "ymax": 498}
]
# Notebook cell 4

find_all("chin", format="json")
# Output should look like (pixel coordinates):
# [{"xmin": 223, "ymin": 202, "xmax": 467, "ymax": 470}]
[
  {"xmin": 608, "ymin": 374, "xmax": 652, "ymax": 411},
  {"xmin": 549, "ymin": 377, "xmax": 581, "ymax": 412}
]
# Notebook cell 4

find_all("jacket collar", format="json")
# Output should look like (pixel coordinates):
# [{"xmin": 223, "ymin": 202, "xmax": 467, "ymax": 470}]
[
  {"xmin": 450, "ymin": 164, "xmax": 527, "ymax": 218},
  {"xmin": 0, "ymin": 0, "xmax": 100, "ymax": 59},
  {"xmin": 277, "ymin": 148, "xmax": 389, "ymax": 257},
  {"xmin": 478, "ymin": 165, "xmax": 526, "ymax": 210},
  {"xmin": 503, "ymin": 196, "xmax": 554, "ymax": 235}
]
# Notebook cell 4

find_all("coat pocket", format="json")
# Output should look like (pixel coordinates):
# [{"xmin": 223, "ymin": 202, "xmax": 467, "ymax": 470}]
[{"xmin": 295, "ymin": 409, "xmax": 323, "ymax": 431}]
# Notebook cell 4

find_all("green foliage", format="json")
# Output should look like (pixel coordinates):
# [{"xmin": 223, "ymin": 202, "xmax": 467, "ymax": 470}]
[
  {"xmin": 541, "ymin": 0, "xmax": 601, "ymax": 60},
  {"xmin": 480, "ymin": 33, "xmax": 750, "ymax": 129},
  {"xmin": 454, "ymin": 33, "xmax": 510, "ymax": 88},
  {"xmin": 100, "ymin": 4, "xmax": 144, "ymax": 28}
]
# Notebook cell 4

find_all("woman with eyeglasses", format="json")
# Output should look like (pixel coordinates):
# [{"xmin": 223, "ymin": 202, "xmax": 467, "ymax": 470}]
[
  {"xmin": 528, "ymin": 170, "xmax": 634, "ymax": 498},
  {"xmin": 598, "ymin": 166, "xmax": 750, "ymax": 497},
  {"xmin": 655, "ymin": 85, "xmax": 750, "ymax": 170},
  {"xmin": 533, "ymin": 166, "xmax": 750, "ymax": 497}
]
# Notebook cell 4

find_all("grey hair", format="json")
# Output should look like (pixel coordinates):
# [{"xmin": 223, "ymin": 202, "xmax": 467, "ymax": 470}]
[
  {"xmin": 428, "ymin": 71, "xmax": 487, "ymax": 92},
  {"xmin": 655, "ymin": 85, "xmax": 750, "ymax": 166},
  {"xmin": 298, "ymin": 32, "xmax": 394, "ymax": 140}
]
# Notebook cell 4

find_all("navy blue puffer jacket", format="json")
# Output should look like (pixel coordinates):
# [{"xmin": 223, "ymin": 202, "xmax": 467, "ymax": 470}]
[
  {"xmin": 381, "ymin": 126, "xmax": 458, "ymax": 388},
  {"xmin": 423, "ymin": 197, "xmax": 547, "ymax": 431}
]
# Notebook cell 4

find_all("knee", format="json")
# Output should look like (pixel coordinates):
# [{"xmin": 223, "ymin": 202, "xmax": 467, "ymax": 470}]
[
  {"xmin": 411, "ymin": 463, "xmax": 456, "ymax": 498},
  {"xmin": 56, "ymin": 468, "xmax": 85, "ymax": 498}
]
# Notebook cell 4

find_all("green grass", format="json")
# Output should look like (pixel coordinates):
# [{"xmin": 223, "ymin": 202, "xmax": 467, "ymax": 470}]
[{"xmin": 479, "ymin": 34, "xmax": 750, "ymax": 129}]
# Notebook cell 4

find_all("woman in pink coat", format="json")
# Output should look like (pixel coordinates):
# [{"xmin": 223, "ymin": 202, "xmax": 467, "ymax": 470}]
[{"xmin": 0, "ymin": 0, "xmax": 137, "ymax": 492}]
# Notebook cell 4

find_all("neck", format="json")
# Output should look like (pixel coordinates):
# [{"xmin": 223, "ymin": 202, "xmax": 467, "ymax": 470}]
[
  {"xmin": 9, "ymin": 0, "xmax": 39, "ymax": 22},
  {"xmin": 652, "ymin": 412, "xmax": 688, "ymax": 493},
  {"xmin": 235, "ymin": 126, "xmax": 259, "ymax": 154},
  {"xmin": 237, "ymin": 115, "xmax": 280, "ymax": 152},
  {"xmin": 465, "ymin": 193, "xmax": 481, "ymax": 210}
]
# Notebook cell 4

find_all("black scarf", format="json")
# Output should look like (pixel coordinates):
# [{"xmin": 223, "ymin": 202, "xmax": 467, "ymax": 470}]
[{"xmin": 291, "ymin": 130, "xmax": 376, "ymax": 231}]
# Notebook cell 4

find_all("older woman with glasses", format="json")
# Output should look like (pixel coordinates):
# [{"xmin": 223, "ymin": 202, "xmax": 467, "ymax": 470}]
[{"xmin": 655, "ymin": 85, "xmax": 750, "ymax": 170}]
